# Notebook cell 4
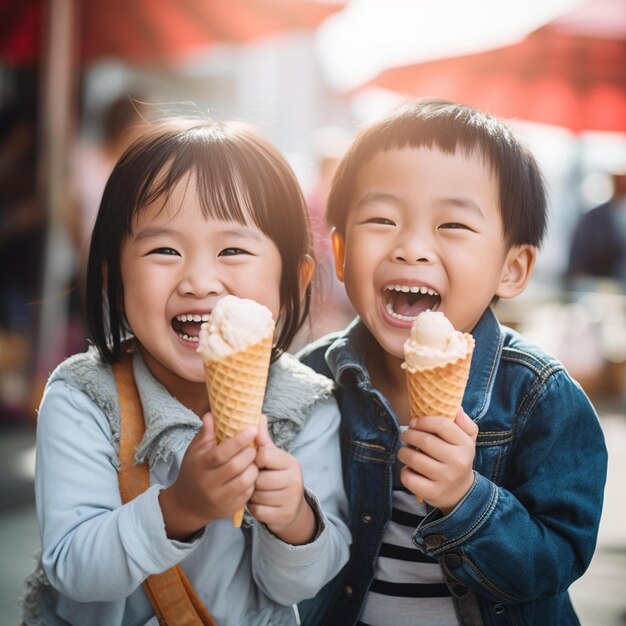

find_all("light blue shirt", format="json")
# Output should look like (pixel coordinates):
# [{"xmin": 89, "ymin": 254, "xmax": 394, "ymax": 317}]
[{"xmin": 24, "ymin": 350, "xmax": 350, "ymax": 626}]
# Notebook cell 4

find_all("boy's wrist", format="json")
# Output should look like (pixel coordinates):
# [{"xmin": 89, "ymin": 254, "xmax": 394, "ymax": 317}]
[{"xmin": 437, "ymin": 472, "xmax": 476, "ymax": 516}]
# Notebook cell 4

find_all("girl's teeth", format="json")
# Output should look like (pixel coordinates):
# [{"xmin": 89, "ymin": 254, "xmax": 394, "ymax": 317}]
[
  {"xmin": 178, "ymin": 333, "xmax": 199, "ymax": 342},
  {"xmin": 176, "ymin": 313, "xmax": 210, "ymax": 323}
]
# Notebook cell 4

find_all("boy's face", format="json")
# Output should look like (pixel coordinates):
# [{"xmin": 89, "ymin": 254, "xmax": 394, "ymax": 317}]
[{"xmin": 334, "ymin": 146, "xmax": 532, "ymax": 361}]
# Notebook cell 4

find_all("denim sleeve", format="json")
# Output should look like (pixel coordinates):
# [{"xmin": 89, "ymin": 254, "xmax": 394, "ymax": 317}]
[{"xmin": 412, "ymin": 370, "xmax": 608, "ymax": 603}]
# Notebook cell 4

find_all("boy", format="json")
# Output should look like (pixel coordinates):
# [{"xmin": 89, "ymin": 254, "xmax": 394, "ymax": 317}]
[{"xmin": 297, "ymin": 99, "xmax": 607, "ymax": 626}]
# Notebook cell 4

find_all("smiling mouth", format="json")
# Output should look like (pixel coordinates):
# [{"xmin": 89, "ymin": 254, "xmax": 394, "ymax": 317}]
[
  {"xmin": 171, "ymin": 313, "xmax": 210, "ymax": 343},
  {"xmin": 383, "ymin": 285, "xmax": 441, "ymax": 321}
]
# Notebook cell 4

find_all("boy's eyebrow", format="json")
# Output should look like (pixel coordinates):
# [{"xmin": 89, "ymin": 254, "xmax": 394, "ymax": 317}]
[
  {"xmin": 353, "ymin": 191, "xmax": 400, "ymax": 209},
  {"xmin": 354, "ymin": 192, "xmax": 486, "ymax": 219},
  {"xmin": 437, "ymin": 197, "xmax": 486, "ymax": 218}
]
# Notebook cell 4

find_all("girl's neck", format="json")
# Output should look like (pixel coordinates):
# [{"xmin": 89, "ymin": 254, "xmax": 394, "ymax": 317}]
[
  {"xmin": 366, "ymin": 342, "xmax": 412, "ymax": 426},
  {"xmin": 139, "ymin": 348, "xmax": 210, "ymax": 417}
]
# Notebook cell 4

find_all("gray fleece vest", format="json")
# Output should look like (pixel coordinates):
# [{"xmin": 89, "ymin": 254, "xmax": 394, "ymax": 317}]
[
  {"xmin": 46, "ymin": 346, "xmax": 335, "ymax": 469},
  {"xmin": 21, "ymin": 347, "xmax": 334, "ymax": 625}
]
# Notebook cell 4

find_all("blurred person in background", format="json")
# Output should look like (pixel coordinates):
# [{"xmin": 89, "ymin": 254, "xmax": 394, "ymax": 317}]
[
  {"xmin": 69, "ymin": 94, "xmax": 149, "ymax": 265},
  {"xmin": 305, "ymin": 126, "xmax": 355, "ymax": 342},
  {"xmin": 0, "ymin": 101, "xmax": 44, "ymax": 422},
  {"xmin": 64, "ymin": 94, "xmax": 149, "ymax": 356},
  {"xmin": 565, "ymin": 170, "xmax": 626, "ymax": 291}
]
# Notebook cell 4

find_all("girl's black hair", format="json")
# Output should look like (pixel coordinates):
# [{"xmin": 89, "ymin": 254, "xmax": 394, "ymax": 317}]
[
  {"xmin": 328, "ymin": 98, "xmax": 547, "ymax": 248},
  {"xmin": 86, "ymin": 118, "xmax": 314, "ymax": 364}
]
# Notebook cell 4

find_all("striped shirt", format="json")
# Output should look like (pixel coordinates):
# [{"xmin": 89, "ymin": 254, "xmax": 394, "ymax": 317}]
[{"xmin": 358, "ymin": 436, "xmax": 460, "ymax": 626}]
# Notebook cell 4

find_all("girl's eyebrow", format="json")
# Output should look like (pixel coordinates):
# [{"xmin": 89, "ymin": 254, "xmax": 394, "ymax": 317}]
[
  {"xmin": 134, "ymin": 225, "xmax": 176, "ymax": 241},
  {"xmin": 133, "ymin": 222, "xmax": 263, "ymax": 241}
]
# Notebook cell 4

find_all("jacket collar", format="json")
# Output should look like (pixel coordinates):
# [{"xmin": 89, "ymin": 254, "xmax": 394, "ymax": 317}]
[{"xmin": 325, "ymin": 308, "xmax": 503, "ymax": 421}]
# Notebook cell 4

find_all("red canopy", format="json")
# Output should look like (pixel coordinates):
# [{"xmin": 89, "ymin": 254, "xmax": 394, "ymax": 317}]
[
  {"xmin": 366, "ymin": 0, "xmax": 626, "ymax": 133},
  {"xmin": 0, "ymin": 0, "xmax": 345, "ymax": 67}
]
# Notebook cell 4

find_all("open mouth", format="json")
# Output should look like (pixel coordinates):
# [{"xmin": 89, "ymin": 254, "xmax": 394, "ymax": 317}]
[
  {"xmin": 171, "ymin": 313, "xmax": 210, "ymax": 343},
  {"xmin": 383, "ymin": 285, "xmax": 441, "ymax": 321}
]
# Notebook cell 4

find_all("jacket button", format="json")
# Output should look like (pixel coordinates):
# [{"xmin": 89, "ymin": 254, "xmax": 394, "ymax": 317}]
[
  {"xmin": 344, "ymin": 585, "xmax": 353, "ymax": 597},
  {"xmin": 493, "ymin": 604, "xmax": 505, "ymax": 614},
  {"xmin": 444, "ymin": 553, "xmax": 462, "ymax": 568},
  {"xmin": 452, "ymin": 583, "xmax": 468, "ymax": 597},
  {"xmin": 361, "ymin": 513, "xmax": 374, "ymax": 524},
  {"xmin": 424, "ymin": 534, "xmax": 446, "ymax": 550}
]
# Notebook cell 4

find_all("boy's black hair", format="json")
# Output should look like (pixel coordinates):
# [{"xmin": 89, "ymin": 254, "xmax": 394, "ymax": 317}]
[
  {"xmin": 327, "ymin": 98, "xmax": 547, "ymax": 248},
  {"xmin": 86, "ymin": 117, "xmax": 314, "ymax": 364}
]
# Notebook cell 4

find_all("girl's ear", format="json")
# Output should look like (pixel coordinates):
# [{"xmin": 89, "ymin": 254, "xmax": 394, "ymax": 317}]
[
  {"xmin": 331, "ymin": 229, "xmax": 346, "ymax": 282},
  {"xmin": 495, "ymin": 244, "xmax": 536, "ymax": 299},
  {"xmin": 299, "ymin": 254, "xmax": 315, "ymax": 295}
]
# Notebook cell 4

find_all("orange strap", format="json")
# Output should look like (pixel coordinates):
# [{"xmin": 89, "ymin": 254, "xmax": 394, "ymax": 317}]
[{"xmin": 113, "ymin": 356, "xmax": 217, "ymax": 626}]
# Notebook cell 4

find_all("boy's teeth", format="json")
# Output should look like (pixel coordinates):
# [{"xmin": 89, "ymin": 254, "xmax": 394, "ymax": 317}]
[
  {"xmin": 176, "ymin": 313, "xmax": 211, "ymax": 323},
  {"xmin": 179, "ymin": 333, "xmax": 199, "ymax": 342},
  {"xmin": 385, "ymin": 300, "xmax": 424, "ymax": 321},
  {"xmin": 385, "ymin": 284, "xmax": 438, "ymax": 296}
]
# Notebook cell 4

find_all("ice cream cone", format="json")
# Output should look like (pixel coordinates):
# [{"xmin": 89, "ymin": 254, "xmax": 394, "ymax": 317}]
[
  {"xmin": 405, "ymin": 333, "xmax": 475, "ymax": 420},
  {"xmin": 203, "ymin": 333, "xmax": 273, "ymax": 527}
]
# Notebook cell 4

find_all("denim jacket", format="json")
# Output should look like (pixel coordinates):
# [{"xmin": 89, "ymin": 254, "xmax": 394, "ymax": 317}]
[{"xmin": 297, "ymin": 308, "xmax": 607, "ymax": 626}]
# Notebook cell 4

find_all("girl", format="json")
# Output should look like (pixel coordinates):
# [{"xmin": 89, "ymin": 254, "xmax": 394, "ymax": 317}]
[{"xmin": 21, "ymin": 118, "xmax": 350, "ymax": 625}]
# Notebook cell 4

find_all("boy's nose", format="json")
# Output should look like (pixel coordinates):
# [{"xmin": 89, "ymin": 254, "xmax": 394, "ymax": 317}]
[{"xmin": 393, "ymin": 234, "xmax": 434, "ymax": 264}]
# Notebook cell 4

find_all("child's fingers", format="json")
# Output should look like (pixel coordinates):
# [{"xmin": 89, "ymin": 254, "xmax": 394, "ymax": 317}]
[
  {"xmin": 194, "ymin": 412, "xmax": 217, "ymax": 449},
  {"xmin": 206, "ymin": 425, "xmax": 257, "ymax": 467},
  {"xmin": 454, "ymin": 407, "xmax": 479, "ymax": 441},
  {"xmin": 255, "ymin": 414, "xmax": 274, "ymax": 448}
]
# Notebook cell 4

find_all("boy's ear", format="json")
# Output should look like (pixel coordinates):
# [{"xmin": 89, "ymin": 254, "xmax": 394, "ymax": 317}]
[
  {"xmin": 495, "ymin": 244, "xmax": 536, "ymax": 299},
  {"xmin": 331, "ymin": 229, "xmax": 346, "ymax": 282},
  {"xmin": 298, "ymin": 254, "xmax": 315, "ymax": 295}
]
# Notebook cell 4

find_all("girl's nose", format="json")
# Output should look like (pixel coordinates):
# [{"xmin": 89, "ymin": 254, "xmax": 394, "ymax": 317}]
[{"xmin": 177, "ymin": 261, "xmax": 222, "ymax": 297}]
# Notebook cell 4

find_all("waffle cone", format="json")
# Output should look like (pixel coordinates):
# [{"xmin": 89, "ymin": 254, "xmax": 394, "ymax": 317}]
[
  {"xmin": 203, "ymin": 333, "xmax": 273, "ymax": 527},
  {"xmin": 405, "ymin": 334, "xmax": 475, "ymax": 420}
]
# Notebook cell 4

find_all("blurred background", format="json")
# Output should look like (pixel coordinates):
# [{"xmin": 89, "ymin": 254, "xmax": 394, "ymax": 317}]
[{"xmin": 1, "ymin": 0, "xmax": 625, "ymax": 623}]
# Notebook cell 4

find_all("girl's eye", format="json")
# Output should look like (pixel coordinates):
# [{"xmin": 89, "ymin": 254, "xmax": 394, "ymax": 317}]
[
  {"xmin": 364, "ymin": 217, "xmax": 396, "ymax": 226},
  {"xmin": 150, "ymin": 247, "xmax": 179, "ymax": 256},
  {"xmin": 218, "ymin": 247, "xmax": 249, "ymax": 257}
]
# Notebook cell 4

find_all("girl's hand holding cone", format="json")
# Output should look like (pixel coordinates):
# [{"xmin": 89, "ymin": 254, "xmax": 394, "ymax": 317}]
[
  {"xmin": 158, "ymin": 412, "xmax": 259, "ymax": 540},
  {"xmin": 248, "ymin": 415, "xmax": 317, "ymax": 546}
]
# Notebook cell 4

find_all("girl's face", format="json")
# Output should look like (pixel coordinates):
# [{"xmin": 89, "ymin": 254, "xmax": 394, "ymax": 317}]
[{"xmin": 120, "ymin": 174, "xmax": 282, "ymax": 404}]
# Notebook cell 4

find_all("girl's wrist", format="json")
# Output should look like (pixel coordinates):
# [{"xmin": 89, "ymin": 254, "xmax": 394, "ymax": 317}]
[
  {"xmin": 158, "ymin": 486, "xmax": 207, "ymax": 541},
  {"xmin": 269, "ymin": 493, "xmax": 317, "ymax": 546}
]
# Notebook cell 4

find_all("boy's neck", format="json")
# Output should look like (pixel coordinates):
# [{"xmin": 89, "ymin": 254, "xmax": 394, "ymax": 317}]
[{"xmin": 366, "ymin": 342, "xmax": 412, "ymax": 426}]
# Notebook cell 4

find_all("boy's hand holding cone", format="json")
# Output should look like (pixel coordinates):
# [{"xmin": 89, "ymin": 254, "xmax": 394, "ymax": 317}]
[
  {"xmin": 197, "ymin": 295, "xmax": 274, "ymax": 527},
  {"xmin": 402, "ymin": 310, "xmax": 474, "ymax": 421},
  {"xmin": 401, "ymin": 311, "xmax": 475, "ymax": 502}
]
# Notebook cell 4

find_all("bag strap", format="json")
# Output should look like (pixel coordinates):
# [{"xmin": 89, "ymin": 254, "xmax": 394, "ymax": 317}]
[{"xmin": 113, "ymin": 355, "xmax": 218, "ymax": 626}]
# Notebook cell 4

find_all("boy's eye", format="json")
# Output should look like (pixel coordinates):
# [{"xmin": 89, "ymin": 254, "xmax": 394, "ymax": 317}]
[
  {"xmin": 440, "ymin": 223, "xmax": 470, "ymax": 230},
  {"xmin": 149, "ymin": 247, "xmax": 179, "ymax": 256},
  {"xmin": 218, "ymin": 247, "xmax": 249, "ymax": 257}
]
